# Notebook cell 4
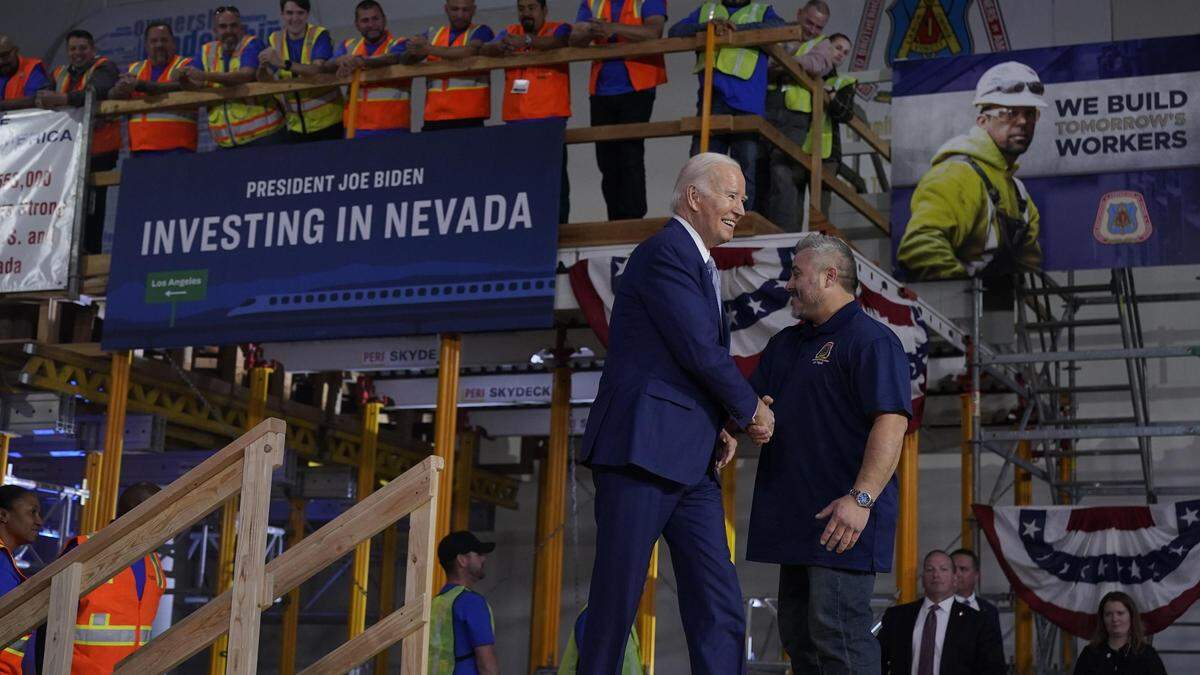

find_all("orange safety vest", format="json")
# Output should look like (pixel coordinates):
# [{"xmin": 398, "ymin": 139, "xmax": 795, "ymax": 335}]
[
  {"xmin": 67, "ymin": 535, "xmax": 166, "ymax": 675},
  {"xmin": 51, "ymin": 59, "xmax": 122, "ymax": 155},
  {"xmin": 424, "ymin": 24, "xmax": 491, "ymax": 122},
  {"xmin": 2, "ymin": 56, "xmax": 44, "ymax": 102},
  {"xmin": 586, "ymin": 0, "xmax": 667, "ymax": 95},
  {"xmin": 200, "ymin": 36, "xmax": 286, "ymax": 147},
  {"xmin": 1, "ymin": 543, "xmax": 30, "ymax": 675},
  {"xmin": 341, "ymin": 32, "xmax": 411, "ymax": 132},
  {"xmin": 501, "ymin": 22, "xmax": 571, "ymax": 122},
  {"xmin": 126, "ymin": 55, "xmax": 197, "ymax": 152}
]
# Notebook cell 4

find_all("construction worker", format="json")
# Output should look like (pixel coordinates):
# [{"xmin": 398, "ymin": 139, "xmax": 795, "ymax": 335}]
[
  {"xmin": 800, "ymin": 33, "xmax": 857, "ymax": 216},
  {"xmin": 429, "ymin": 531, "xmax": 499, "ymax": 675},
  {"xmin": 764, "ymin": 0, "xmax": 839, "ymax": 229},
  {"xmin": 896, "ymin": 61, "xmax": 1045, "ymax": 282},
  {"xmin": 406, "ymin": 0, "xmax": 495, "ymax": 131},
  {"xmin": 108, "ymin": 22, "xmax": 197, "ymax": 155},
  {"xmin": 0, "ymin": 485, "xmax": 43, "ymax": 674},
  {"xmin": 669, "ymin": 0, "xmax": 786, "ymax": 211},
  {"xmin": 570, "ymin": 0, "xmax": 668, "ymax": 221},
  {"xmin": 557, "ymin": 606, "xmax": 641, "ymax": 675},
  {"xmin": 258, "ymin": 0, "xmax": 346, "ymax": 142},
  {"xmin": 63, "ymin": 482, "xmax": 165, "ymax": 675},
  {"xmin": 481, "ymin": 0, "xmax": 572, "ymax": 222},
  {"xmin": 181, "ymin": 6, "xmax": 286, "ymax": 149},
  {"xmin": 39, "ymin": 30, "xmax": 122, "ymax": 253},
  {"xmin": 0, "ymin": 34, "xmax": 51, "ymax": 112},
  {"xmin": 329, "ymin": 0, "xmax": 412, "ymax": 137}
]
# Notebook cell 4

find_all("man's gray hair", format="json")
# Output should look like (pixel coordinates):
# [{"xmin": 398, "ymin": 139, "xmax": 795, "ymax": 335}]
[
  {"xmin": 794, "ymin": 233, "xmax": 858, "ymax": 293},
  {"xmin": 670, "ymin": 152, "xmax": 742, "ymax": 214}
]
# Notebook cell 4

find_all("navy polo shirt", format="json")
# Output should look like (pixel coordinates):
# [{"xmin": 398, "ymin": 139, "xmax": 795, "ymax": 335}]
[{"xmin": 746, "ymin": 300, "xmax": 912, "ymax": 572}]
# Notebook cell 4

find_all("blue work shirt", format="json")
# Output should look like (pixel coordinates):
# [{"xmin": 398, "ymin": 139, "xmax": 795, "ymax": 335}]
[
  {"xmin": 437, "ymin": 583, "xmax": 495, "ymax": 675},
  {"xmin": 576, "ymin": 0, "xmax": 667, "ymax": 96},
  {"xmin": 1, "ymin": 545, "xmax": 37, "ymax": 672},
  {"xmin": 224, "ymin": 36, "xmax": 264, "ymax": 70},
  {"xmin": 0, "ymin": 60, "xmax": 50, "ymax": 98},
  {"xmin": 669, "ymin": 3, "xmax": 785, "ymax": 115},
  {"xmin": 746, "ymin": 300, "xmax": 912, "ymax": 572},
  {"xmin": 286, "ymin": 30, "xmax": 334, "ymax": 63}
]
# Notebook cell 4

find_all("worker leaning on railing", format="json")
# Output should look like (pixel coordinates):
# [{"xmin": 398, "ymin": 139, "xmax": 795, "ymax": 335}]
[
  {"xmin": 108, "ymin": 21, "xmax": 198, "ymax": 156},
  {"xmin": 327, "ymin": 0, "xmax": 414, "ymax": 138},
  {"xmin": 181, "ymin": 6, "xmax": 288, "ymax": 150},
  {"xmin": 257, "ymin": 0, "xmax": 346, "ymax": 143},
  {"xmin": 407, "ymin": 0, "xmax": 495, "ymax": 132},
  {"xmin": 0, "ymin": 34, "xmax": 51, "ymax": 113}
]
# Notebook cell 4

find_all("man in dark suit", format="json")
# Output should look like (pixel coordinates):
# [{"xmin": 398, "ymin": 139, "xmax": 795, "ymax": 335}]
[
  {"xmin": 950, "ymin": 548, "xmax": 1003, "ymax": 647},
  {"xmin": 878, "ymin": 550, "xmax": 1005, "ymax": 675},
  {"xmin": 578, "ymin": 153, "xmax": 775, "ymax": 675}
]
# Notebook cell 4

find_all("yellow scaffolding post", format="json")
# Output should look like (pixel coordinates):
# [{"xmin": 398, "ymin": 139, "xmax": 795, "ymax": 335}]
[
  {"xmin": 636, "ymin": 542, "xmax": 659, "ymax": 675},
  {"xmin": 896, "ymin": 430, "xmax": 920, "ymax": 603},
  {"xmin": 279, "ymin": 497, "xmax": 305, "ymax": 675},
  {"xmin": 211, "ymin": 362, "xmax": 273, "ymax": 675},
  {"xmin": 1014, "ymin": 439, "xmax": 1033, "ymax": 675},
  {"xmin": 97, "ymin": 351, "xmax": 132, "ymax": 524},
  {"xmin": 373, "ymin": 522, "xmax": 399, "ymax": 674},
  {"xmin": 0, "ymin": 432, "xmax": 10, "ymax": 482},
  {"xmin": 721, "ymin": 464, "xmax": 736, "ymax": 563},
  {"xmin": 529, "ymin": 360, "xmax": 570, "ymax": 673},
  {"xmin": 79, "ymin": 450, "xmax": 103, "ymax": 535},
  {"xmin": 432, "ymin": 334, "xmax": 462, "ymax": 591},
  {"xmin": 453, "ymin": 430, "xmax": 476, "ymax": 531},
  {"xmin": 961, "ymin": 393, "xmax": 974, "ymax": 550},
  {"xmin": 699, "ymin": 22, "xmax": 716, "ymax": 153},
  {"xmin": 348, "ymin": 400, "xmax": 382, "ymax": 640}
]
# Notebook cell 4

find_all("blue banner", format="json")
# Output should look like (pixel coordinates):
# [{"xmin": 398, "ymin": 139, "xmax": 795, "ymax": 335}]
[
  {"xmin": 889, "ymin": 34, "xmax": 1200, "ymax": 279},
  {"xmin": 102, "ymin": 122, "xmax": 563, "ymax": 349}
]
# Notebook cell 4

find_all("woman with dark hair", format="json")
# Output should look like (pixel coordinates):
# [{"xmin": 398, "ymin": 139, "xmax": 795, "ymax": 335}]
[
  {"xmin": 1073, "ymin": 590, "xmax": 1168, "ymax": 674},
  {"xmin": 0, "ymin": 484, "xmax": 43, "ymax": 674}
]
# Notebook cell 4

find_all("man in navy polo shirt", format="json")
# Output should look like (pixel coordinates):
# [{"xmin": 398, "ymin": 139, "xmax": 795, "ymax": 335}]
[{"xmin": 747, "ymin": 234, "xmax": 910, "ymax": 674}]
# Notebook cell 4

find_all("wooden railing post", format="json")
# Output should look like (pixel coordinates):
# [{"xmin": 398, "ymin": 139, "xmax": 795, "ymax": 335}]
[
  {"xmin": 345, "ymin": 69, "xmax": 363, "ymax": 139},
  {"xmin": 401, "ymin": 477, "xmax": 439, "ymax": 674},
  {"xmin": 807, "ymin": 73, "xmax": 825, "ymax": 228},
  {"xmin": 699, "ymin": 22, "xmax": 716, "ymax": 153},
  {"xmin": 225, "ymin": 428, "xmax": 284, "ymax": 675},
  {"xmin": 896, "ymin": 431, "xmax": 920, "ymax": 603},
  {"xmin": 279, "ymin": 497, "xmax": 305, "ymax": 675},
  {"xmin": 373, "ymin": 523, "xmax": 399, "ymax": 674},
  {"xmin": 43, "ymin": 562, "xmax": 83, "ymax": 675},
  {"xmin": 348, "ymin": 400, "xmax": 382, "ymax": 640}
]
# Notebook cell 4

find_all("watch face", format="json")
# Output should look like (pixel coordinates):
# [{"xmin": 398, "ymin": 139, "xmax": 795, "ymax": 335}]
[{"xmin": 856, "ymin": 491, "xmax": 872, "ymax": 507}]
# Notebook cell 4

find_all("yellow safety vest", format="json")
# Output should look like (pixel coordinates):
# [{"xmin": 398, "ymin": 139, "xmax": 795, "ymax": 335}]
[
  {"xmin": 779, "ymin": 35, "xmax": 826, "ymax": 112},
  {"xmin": 201, "ymin": 36, "xmax": 284, "ymax": 147},
  {"xmin": 429, "ymin": 585, "xmax": 495, "ymax": 675},
  {"xmin": 268, "ymin": 25, "xmax": 344, "ymax": 134},
  {"xmin": 802, "ymin": 74, "xmax": 858, "ymax": 158},
  {"xmin": 692, "ymin": 2, "xmax": 770, "ymax": 80},
  {"xmin": 557, "ymin": 606, "xmax": 642, "ymax": 675}
]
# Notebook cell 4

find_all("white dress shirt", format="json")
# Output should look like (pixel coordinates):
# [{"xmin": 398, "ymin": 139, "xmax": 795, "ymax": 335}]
[
  {"xmin": 956, "ymin": 592, "xmax": 980, "ymax": 611},
  {"xmin": 911, "ymin": 595, "xmax": 956, "ymax": 675},
  {"xmin": 674, "ymin": 215, "xmax": 712, "ymax": 263}
]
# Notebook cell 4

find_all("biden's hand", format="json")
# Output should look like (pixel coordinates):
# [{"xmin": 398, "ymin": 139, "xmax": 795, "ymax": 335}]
[
  {"xmin": 748, "ymin": 395, "xmax": 774, "ymax": 444},
  {"xmin": 715, "ymin": 429, "xmax": 737, "ymax": 471}
]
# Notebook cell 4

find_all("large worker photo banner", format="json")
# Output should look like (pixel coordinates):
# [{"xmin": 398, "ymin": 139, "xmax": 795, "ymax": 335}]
[
  {"xmin": 102, "ymin": 121, "xmax": 563, "ymax": 349},
  {"xmin": 890, "ymin": 34, "xmax": 1200, "ymax": 280}
]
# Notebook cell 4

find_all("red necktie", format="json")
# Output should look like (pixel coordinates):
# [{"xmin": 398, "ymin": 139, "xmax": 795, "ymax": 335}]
[{"xmin": 917, "ymin": 604, "xmax": 939, "ymax": 675}]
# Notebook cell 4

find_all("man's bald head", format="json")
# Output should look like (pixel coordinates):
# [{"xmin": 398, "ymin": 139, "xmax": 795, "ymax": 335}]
[{"xmin": 0, "ymin": 35, "xmax": 20, "ymax": 78}]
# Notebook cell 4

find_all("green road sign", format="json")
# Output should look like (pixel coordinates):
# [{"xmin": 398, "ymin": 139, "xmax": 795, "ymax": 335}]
[{"xmin": 146, "ymin": 269, "xmax": 208, "ymax": 327}]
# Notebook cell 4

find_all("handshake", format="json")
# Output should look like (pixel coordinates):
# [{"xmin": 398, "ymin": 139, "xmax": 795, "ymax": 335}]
[{"xmin": 747, "ymin": 396, "xmax": 775, "ymax": 445}]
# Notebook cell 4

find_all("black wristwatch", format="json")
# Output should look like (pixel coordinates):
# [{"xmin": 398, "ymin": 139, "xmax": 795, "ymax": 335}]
[
  {"xmin": 282, "ymin": 59, "xmax": 293, "ymax": 72},
  {"xmin": 849, "ymin": 488, "xmax": 875, "ymax": 509}
]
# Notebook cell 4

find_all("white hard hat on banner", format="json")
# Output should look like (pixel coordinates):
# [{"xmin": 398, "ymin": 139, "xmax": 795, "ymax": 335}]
[{"xmin": 973, "ymin": 61, "xmax": 1047, "ymax": 108}]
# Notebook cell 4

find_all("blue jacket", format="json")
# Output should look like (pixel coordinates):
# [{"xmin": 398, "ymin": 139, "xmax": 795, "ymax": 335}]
[{"xmin": 581, "ymin": 219, "xmax": 759, "ymax": 485}]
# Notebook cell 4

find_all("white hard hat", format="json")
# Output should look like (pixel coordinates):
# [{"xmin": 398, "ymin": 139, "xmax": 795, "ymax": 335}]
[{"xmin": 973, "ymin": 61, "xmax": 1047, "ymax": 108}]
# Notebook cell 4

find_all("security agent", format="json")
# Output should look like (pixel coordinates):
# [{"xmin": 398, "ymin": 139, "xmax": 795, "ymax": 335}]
[
  {"xmin": 429, "ymin": 531, "xmax": 499, "ymax": 675},
  {"xmin": 897, "ymin": 61, "xmax": 1046, "ymax": 282}
]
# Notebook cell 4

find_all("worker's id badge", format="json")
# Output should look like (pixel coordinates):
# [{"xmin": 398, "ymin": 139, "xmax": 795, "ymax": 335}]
[{"xmin": 511, "ymin": 78, "xmax": 530, "ymax": 94}]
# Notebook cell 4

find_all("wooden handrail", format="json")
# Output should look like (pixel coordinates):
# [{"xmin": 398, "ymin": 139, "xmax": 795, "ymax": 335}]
[
  {"xmin": 114, "ymin": 455, "xmax": 444, "ymax": 674},
  {"xmin": 97, "ymin": 25, "xmax": 807, "ymax": 116},
  {"xmin": 0, "ymin": 418, "xmax": 285, "ymax": 674}
]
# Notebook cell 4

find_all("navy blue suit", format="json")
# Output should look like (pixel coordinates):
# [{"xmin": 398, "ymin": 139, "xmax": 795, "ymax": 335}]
[{"xmin": 578, "ymin": 219, "xmax": 760, "ymax": 675}]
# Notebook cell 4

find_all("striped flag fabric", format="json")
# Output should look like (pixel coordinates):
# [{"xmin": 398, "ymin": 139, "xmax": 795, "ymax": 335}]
[
  {"xmin": 976, "ymin": 502, "xmax": 1200, "ymax": 636},
  {"xmin": 568, "ymin": 243, "xmax": 930, "ymax": 428}
]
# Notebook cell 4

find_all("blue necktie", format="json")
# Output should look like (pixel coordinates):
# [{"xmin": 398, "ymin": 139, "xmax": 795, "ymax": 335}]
[{"xmin": 705, "ymin": 257, "xmax": 725, "ymax": 341}]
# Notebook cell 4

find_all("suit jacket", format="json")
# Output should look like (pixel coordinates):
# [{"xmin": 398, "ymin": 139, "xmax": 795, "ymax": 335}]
[
  {"xmin": 976, "ymin": 596, "xmax": 1002, "ymax": 646},
  {"xmin": 878, "ymin": 599, "xmax": 1005, "ymax": 675},
  {"xmin": 580, "ymin": 219, "xmax": 759, "ymax": 485}
]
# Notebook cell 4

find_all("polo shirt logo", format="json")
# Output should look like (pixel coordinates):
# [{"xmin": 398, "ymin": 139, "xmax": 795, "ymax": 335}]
[{"xmin": 812, "ymin": 341, "xmax": 834, "ymax": 365}]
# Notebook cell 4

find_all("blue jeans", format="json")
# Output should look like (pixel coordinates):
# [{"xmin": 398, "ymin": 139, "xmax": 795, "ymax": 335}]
[
  {"xmin": 690, "ymin": 98, "xmax": 759, "ymax": 209},
  {"xmin": 779, "ymin": 564, "xmax": 879, "ymax": 675}
]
